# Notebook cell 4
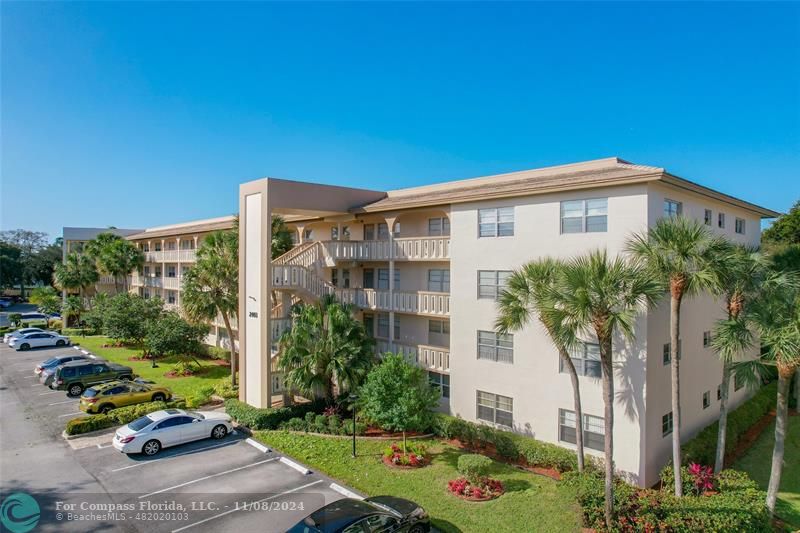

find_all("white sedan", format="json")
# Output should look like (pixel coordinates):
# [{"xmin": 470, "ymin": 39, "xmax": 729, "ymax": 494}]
[
  {"xmin": 3, "ymin": 327, "xmax": 45, "ymax": 344},
  {"xmin": 113, "ymin": 409, "xmax": 233, "ymax": 456},
  {"xmin": 9, "ymin": 332, "xmax": 70, "ymax": 351}
]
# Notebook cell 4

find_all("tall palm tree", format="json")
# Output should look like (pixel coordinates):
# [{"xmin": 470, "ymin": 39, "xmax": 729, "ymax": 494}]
[
  {"xmin": 53, "ymin": 252, "xmax": 99, "ymax": 300},
  {"xmin": 709, "ymin": 243, "xmax": 766, "ymax": 472},
  {"xmin": 181, "ymin": 230, "xmax": 239, "ymax": 386},
  {"xmin": 85, "ymin": 233, "xmax": 143, "ymax": 293},
  {"xmin": 272, "ymin": 215, "xmax": 294, "ymax": 259},
  {"xmin": 278, "ymin": 295, "xmax": 375, "ymax": 404},
  {"xmin": 495, "ymin": 258, "xmax": 586, "ymax": 471},
  {"xmin": 627, "ymin": 216, "xmax": 724, "ymax": 496},
  {"xmin": 61, "ymin": 295, "xmax": 85, "ymax": 327},
  {"xmin": 550, "ymin": 250, "xmax": 660, "ymax": 528}
]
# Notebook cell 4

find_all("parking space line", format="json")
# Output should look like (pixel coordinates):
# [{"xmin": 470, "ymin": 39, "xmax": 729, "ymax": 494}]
[
  {"xmin": 21, "ymin": 376, "xmax": 37, "ymax": 379},
  {"xmin": 170, "ymin": 479, "xmax": 324, "ymax": 533},
  {"xmin": 39, "ymin": 390, "xmax": 61, "ymax": 395},
  {"xmin": 59, "ymin": 412, "xmax": 85, "ymax": 418},
  {"xmin": 110, "ymin": 441, "xmax": 242, "ymax": 472},
  {"xmin": 138, "ymin": 458, "xmax": 279, "ymax": 498},
  {"xmin": 48, "ymin": 399, "xmax": 75, "ymax": 406}
]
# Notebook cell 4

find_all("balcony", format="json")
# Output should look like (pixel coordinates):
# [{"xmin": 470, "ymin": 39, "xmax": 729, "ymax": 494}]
[
  {"xmin": 97, "ymin": 275, "xmax": 117, "ymax": 285},
  {"xmin": 375, "ymin": 340, "xmax": 450, "ymax": 372},
  {"xmin": 144, "ymin": 250, "xmax": 197, "ymax": 263},
  {"xmin": 320, "ymin": 236, "xmax": 450, "ymax": 262},
  {"xmin": 162, "ymin": 276, "xmax": 182, "ymax": 290}
]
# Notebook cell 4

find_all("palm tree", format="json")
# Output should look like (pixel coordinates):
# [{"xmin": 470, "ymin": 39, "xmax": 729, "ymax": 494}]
[
  {"xmin": 29, "ymin": 287, "xmax": 61, "ymax": 329},
  {"xmin": 709, "ymin": 243, "xmax": 767, "ymax": 472},
  {"xmin": 181, "ymin": 230, "xmax": 239, "ymax": 386},
  {"xmin": 61, "ymin": 295, "xmax": 84, "ymax": 327},
  {"xmin": 272, "ymin": 215, "xmax": 294, "ymax": 259},
  {"xmin": 550, "ymin": 250, "xmax": 661, "ymax": 528},
  {"xmin": 495, "ymin": 258, "xmax": 586, "ymax": 471},
  {"xmin": 53, "ymin": 252, "xmax": 99, "ymax": 300},
  {"xmin": 626, "ymin": 216, "xmax": 724, "ymax": 496},
  {"xmin": 278, "ymin": 295, "xmax": 375, "ymax": 404},
  {"xmin": 85, "ymin": 233, "xmax": 143, "ymax": 293}
]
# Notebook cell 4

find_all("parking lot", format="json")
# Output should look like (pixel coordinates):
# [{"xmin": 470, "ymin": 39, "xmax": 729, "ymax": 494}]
[{"xmin": 0, "ymin": 341, "xmax": 357, "ymax": 533}]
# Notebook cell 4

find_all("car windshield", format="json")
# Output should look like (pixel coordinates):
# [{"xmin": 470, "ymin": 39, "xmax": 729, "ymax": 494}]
[
  {"xmin": 186, "ymin": 411, "xmax": 205, "ymax": 420},
  {"xmin": 83, "ymin": 389, "xmax": 98, "ymax": 398},
  {"xmin": 128, "ymin": 416, "xmax": 154, "ymax": 431}
]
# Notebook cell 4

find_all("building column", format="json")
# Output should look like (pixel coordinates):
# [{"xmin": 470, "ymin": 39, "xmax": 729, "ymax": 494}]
[
  {"xmin": 296, "ymin": 225, "xmax": 305, "ymax": 245},
  {"xmin": 385, "ymin": 215, "xmax": 398, "ymax": 353}
]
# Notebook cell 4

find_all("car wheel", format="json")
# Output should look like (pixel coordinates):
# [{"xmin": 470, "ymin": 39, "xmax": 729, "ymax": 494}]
[
  {"xmin": 120, "ymin": 375, "xmax": 132, "ymax": 381},
  {"xmin": 20, "ymin": 343, "xmax": 30, "ymax": 351},
  {"xmin": 68, "ymin": 384, "xmax": 83, "ymax": 397},
  {"xmin": 99, "ymin": 404, "xmax": 114, "ymax": 415},
  {"xmin": 56, "ymin": 340, "xmax": 66, "ymax": 346},
  {"xmin": 408, "ymin": 525, "xmax": 426, "ymax": 533},
  {"xmin": 142, "ymin": 440, "xmax": 161, "ymax": 456},
  {"xmin": 152, "ymin": 393, "xmax": 166, "ymax": 402},
  {"xmin": 211, "ymin": 424, "xmax": 228, "ymax": 439}
]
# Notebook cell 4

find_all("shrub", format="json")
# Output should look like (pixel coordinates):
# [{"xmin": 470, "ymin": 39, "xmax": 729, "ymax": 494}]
[
  {"xmin": 50, "ymin": 319, "xmax": 63, "ymax": 330},
  {"xmin": 224, "ymin": 398, "xmax": 324, "ymax": 430},
  {"xmin": 186, "ymin": 386, "xmax": 215, "ymax": 408},
  {"xmin": 62, "ymin": 327, "xmax": 96, "ymax": 337},
  {"xmin": 65, "ymin": 415, "xmax": 114, "ymax": 435},
  {"xmin": 64, "ymin": 399, "xmax": 186, "ymax": 436},
  {"xmin": 212, "ymin": 380, "xmax": 238, "ymax": 399},
  {"xmin": 313, "ymin": 414, "xmax": 328, "ymax": 433},
  {"xmin": 682, "ymin": 382, "xmax": 777, "ymax": 466},
  {"xmin": 457, "ymin": 454, "xmax": 492, "ymax": 483},
  {"xmin": 204, "ymin": 345, "xmax": 231, "ymax": 361},
  {"xmin": 282, "ymin": 417, "xmax": 307, "ymax": 431}
]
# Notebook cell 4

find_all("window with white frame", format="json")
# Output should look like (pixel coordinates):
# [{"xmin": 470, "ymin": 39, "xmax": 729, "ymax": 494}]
[
  {"xmin": 561, "ymin": 342, "xmax": 601, "ymax": 378},
  {"xmin": 477, "ymin": 331, "xmax": 513, "ymax": 364},
  {"xmin": 477, "ymin": 270, "xmax": 512, "ymax": 300},
  {"xmin": 180, "ymin": 239, "xmax": 194, "ymax": 250},
  {"xmin": 717, "ymin": 386, "xmax": 722, "ymax": 400},
  {"xmin": 142, "ymin": 243, "xmax": 150, "ymax": 252},
  {"xmin": 363, "ymin": 314, "xmax": 374, "ymax": 337},
  {"xmin": 428, "ymin": 217, "xmax": 451, "ymax": 236},
  {"xmin": 167, "ymin": 290, "xmax": 176, "ymax": 305},
  {"xmin": 559, "ymin": 409, "xmax": 604, "ymax": 451},
  {"xmin": 377, "ymin": 268, "xmax": 400, "ymax": 290},
  {"xmin": 377, "ymin": 313, "xmax": 399, "ymax": 340},
  {"xmin": 663, "ymin": 340, "xmax": 682, "ymax": 365},
  {"xmin": 718, "ymin": 213, "xmax": 726, "ymax": 229},
  {"xmin": 703, "ymin": 331, "xmax": 712, "ymax": 348},
  {"xmin": 167, "ymin": 241, "xmax": 176, "ymax": 250},
  {"xmin": 429, "ymin": 371, "xmax": 450, "ymax": 399},
  {"xmin": 166, "ymin": 265, "xmax": 177, "ymax": 278},
  {"xmin": 476, "ymin": 391, "xmax": 513, "ymax": 427},
  {"xmin": 363, "ymin": 224, "xmax": 375, "ymax": 241},
  {"xmin": 704, "ymin": 209, "xmax": 713, "ymax": 226},
  {"xmin": 664, "ymin": 199, "xmax": 683, "ymax": 218},
  {"xmin": 303, "ymin": 229, "xmax": 313, "ymax": 241},
  {"xmin": 662, "ymin": 412, "xmax": 673, "ymax": 437},
  {"xmin": 735, "ymin": 218, "xmax": 746, "ymax": 235},
  {"xmin": 154, "ymin": 242, "xmax": 162, "ymax": 251},
  {"xmin": 377, "ymin": 223, "xmax": 390, "ymax": 240},
  {"xmin": 428, "ymin": 319, "xmax": 450, "ymax": 346},
  {"xmin": 427, "ymin": 269, "xmax": 450, "ymax": 292},
  {"xmin": 560, "ymin": 198, "xmax": 608, "ymax": 233},
  {"xmin": 478, "ymin": 207, "xmax": 514, "ymax": 237},
  {"xmin": 703, "ymin": 391, "xmax": 710, "ymax": 409}
]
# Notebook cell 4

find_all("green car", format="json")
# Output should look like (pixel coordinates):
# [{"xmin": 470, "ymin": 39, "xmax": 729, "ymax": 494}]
[
  {"xmin": 80, "ymin": 380, "xmax": 173, "ymax": 414},
  {"xmin": 51, "ymin": 360, "xmax": 135, "ymax": 397}
]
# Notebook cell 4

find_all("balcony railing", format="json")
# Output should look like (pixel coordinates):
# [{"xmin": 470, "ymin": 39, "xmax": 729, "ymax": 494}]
[
  {"xmin": 374, "ymin": 340, "xmax": 450, "ymax": 372},
  {"xmin": 162, "ymin": 276, "xmax": 182, "ymax": 290},
  {"xmin": 144, "ymin": 250, "xmax": 197, "ymax": 263},
  {"xmin": 320, "ymin": 237, "xmax": 449, "ymax": 262}
]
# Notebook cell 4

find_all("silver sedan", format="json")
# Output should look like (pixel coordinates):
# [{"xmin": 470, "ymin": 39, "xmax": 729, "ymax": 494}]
[{"xmin": 113, "ymin": 409, "xmax": 233, "ymax": 456}]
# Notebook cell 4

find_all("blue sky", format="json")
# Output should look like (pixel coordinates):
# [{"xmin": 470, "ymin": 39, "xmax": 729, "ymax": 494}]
[{"xmin": 2, "ymin": 2, "xmax": 798, "ymax": 240}]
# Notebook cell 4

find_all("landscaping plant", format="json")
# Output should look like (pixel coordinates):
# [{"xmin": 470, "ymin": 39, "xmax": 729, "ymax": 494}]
[{"xmin": 447, "ymin": 454, "xmax": 504, "ymax": 500}]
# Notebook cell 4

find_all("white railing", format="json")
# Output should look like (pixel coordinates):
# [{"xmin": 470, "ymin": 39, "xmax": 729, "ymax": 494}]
[
  {"xmin": 162, "ymin": 276, "xmax": 182, "ymax": 290},
  {"xmin": 273, "ymin": 241, "xmax": 326, "ymax": 268},
  {"xmin": 394, "ymin": 237, "xmax": 450, "ymax": 261},
  {"xmin": 213, "ymin": 314, "xmax": 239, "ymax": 331},
  {"xmin": 144, "ymin": 250, "xmax": 197, "ymax": 263},
  {"xmin": 375, "ymin": 340, "xmax": 450, "ymax": 372},
  {"xmin": 319, "ymin": 237, "xmax": 450, "ymax": 262},
  {"xmin": 97, "ymin": 275, "xmax": 117, "ymax": 285}
]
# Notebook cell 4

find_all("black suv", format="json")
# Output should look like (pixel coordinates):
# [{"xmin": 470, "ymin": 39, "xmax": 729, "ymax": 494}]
[{"xmin": 51, "ymin": 361, "xmax": 135, "ymax": 397}]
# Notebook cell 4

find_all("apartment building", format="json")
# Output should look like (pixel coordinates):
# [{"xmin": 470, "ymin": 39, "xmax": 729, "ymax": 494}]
[{"xmin": 238, "ymin": 157, "xmax": 777, "ymax": 488}]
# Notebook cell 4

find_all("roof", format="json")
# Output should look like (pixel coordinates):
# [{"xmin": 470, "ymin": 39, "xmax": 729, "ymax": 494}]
[
  {"xmin": 63, "ymin": 227, "xmax": 144, "ymax": 242},
  {"xmin": 353, "ymin": 157, "xmax": 779, "ymax": 218},
  {"xmin": 126, "ymin": 216, "xmax": 236, "ymax": 240},
  {"xmin": 303, "ymin": 499, "xmax": 383, "ymax": 532}
]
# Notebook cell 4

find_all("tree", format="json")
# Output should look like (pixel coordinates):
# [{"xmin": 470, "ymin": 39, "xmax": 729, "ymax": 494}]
[
  {"xmin": 0, "ymin": 229, "xmax": 48, "ymax": 297},
  {"xmin": 144, "ymin": 311, "xmax": 207, "ymax": 363},
  {"xmin": 53, "ymin": 252, "xmax": 99, "ymax": 299},
  {"xmin": 0, "ymin": 242, "xmax": 23, "ymax": 290},
  {"xmin": 272, "ymin": 215, "xmax": 294, "ymax": 259},
  {"xmin": 84, "ymin": 233, "xmax": 143, "ymax": 292},
  {"xmin": 358, "ymin": 353, "xmax": 439, "ymax": 452},
  {"xmin": 181, "ymin": 230, "xmax": 239, "ymax": 386},
  {"xmin": 83, "ymin": 293, "xmax": 110, "ymax": 333},
  {"xmin": 762, "ymin": 200, "xmax": 800, "ymax": 247},
  {"xmin": 8, "ymin": 313, "xmax": 22, "ymax": 328},
  {"xmin": 627, "ymin": 216, "xmax": 724, "ymax": 497},
  {"xmin": 30, "ymin": 242, "xmax": 63, "ymax": 287},
  {"xmin": 62, "ymin": 295, "xmax": 85, "ymax": 328},
  {"xmin": 550, "ymin": 250, "xmax": 660, "ymax": 528},
  {"xmin": 278, "ymin": 295, "xmax": 375, "ymax": 404},
  {"xmin": 103, "ymin": 293, "xmax": 163, "ymax": 345},
  {"xmin": 709, "ymin": 243, "xmax": 767, "ymax": 473},
  {"xmin": 495, "ymin": 258, "xmax": 586, "ymax": 472},
  {"xmin": 28, "ymin": 287, "xmax": 60, "ymax": 328}
]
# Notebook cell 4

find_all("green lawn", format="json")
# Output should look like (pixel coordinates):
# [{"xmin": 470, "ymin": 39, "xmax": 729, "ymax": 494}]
[
  {"xmin": 254, "ymin": 431, "xmax": 581, "ymax": 533},
  {"xmin": 71, "ymin": 335, "xmax": 231, "ymax": 399},
  {"xmin": 733, "ymin": 417, "xmax": 800, "ymax": 530}
]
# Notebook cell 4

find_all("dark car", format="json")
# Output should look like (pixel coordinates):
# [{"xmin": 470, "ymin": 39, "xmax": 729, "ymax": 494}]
[
  {"xmin": 287, "ymin": 496, "xmax": 430, "ymax": 533},
  {"xmin": 36, "ymin": 354, "xmax": 104, "ymax": 386},
  {"xmin": 50, "ymin": 360, "xmax": 135, "ymax": 397}
]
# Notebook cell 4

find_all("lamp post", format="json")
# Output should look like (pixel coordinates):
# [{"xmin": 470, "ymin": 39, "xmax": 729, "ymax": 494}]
[{"xmin": 349, "ymin": 393, "xmax": 359, "ymax": 458}]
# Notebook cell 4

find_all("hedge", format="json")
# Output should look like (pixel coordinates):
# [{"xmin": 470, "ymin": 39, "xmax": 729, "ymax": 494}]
[
  {"xmin": 224, "ymin": 398, "xmax": 326, "ymax": 430},
  {"xmin": 682, "ymin": 382, "xmax": 777, "ymax": 466},
  {"xmin": 433, "ymin": 414, "xmax": 579, "ymax": 472},
  {"xmin": 279, "ymin": 412, "xmax": 367, "ymax": 436},
  {"xmin": 62, "ymin": 327, "xmax": 98, "ymax": 337},
  {"xmin": 563, "ymin": 468, "xmax": 770, "ymax": 532},
  {"xmin": 65, "ymin": 399, "xmax": 186, "ymax": 436}
]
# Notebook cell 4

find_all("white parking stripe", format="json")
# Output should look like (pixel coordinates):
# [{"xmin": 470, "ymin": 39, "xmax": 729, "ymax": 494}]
[
  {"xmin": 110, "ymin": 441, "xmax": 241, "ymax": 472},
  {"xmin": 58, "ymin": 412, "xmax": 85, "ymax": 418},
  {"xmin": 39, "ymin": 390, "xmax": 61, "ymax": 396},
  {"xmin": 47, "ymin": 399, "xmax": 75, "ymax": 406},
  {"xmin": 21, "ymin": 376, "xmax": 37, "ymax": 379},
  {"xmin": 138, "ymin": 458, "xmax": 279, "ymax": 498},
  {"xmin": 170, "ymin": 479, "xmax": 324, "ymax": 533}
]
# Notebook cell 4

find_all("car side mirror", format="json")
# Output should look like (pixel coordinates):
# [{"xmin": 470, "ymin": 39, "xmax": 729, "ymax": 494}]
[{"xmin": 192, "ymin": 419, "xmax": 200, "ymax": 423}]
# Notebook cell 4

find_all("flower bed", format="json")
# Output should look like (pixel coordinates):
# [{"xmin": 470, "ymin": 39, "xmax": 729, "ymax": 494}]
[
  {"xmin": 447, "ymin": 477, "xmax": 504, "ymax": 501},
  {"xmin": 383, "ymin": 442, "xmax": 428, "ymax": 468}
]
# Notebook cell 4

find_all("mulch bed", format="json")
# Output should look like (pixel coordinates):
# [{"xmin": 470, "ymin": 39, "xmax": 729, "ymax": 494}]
[
  {"xmin": 164, "ymin": 370, "xmax": 196, "ymax": 378},
  {"xmin": 381, "ymin": 455, "xmax": 428, "ymax": 469},
  {"xmin": 449, "ymin": 491, "xmax": 498, "ymax": 502},
  {"xmin": 725, "ymin": 408, "xmax": 799, "ymax": 467},
  {"xmin": 363, "ymin": 428, "xmax": 427, "ymax": 438},
  {"xmin": 445, "ymin": 438, "xmax": 562, "ymax": 481}
]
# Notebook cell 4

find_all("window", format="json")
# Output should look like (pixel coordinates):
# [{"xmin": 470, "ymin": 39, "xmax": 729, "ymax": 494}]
[
  {"xmin": 478, "ymin": 207, "xmax": 514, "ymax": 237},
  {"xmin": 180, "ymin": 239, "xmax": 194, "ymax": 250},
  {"xmin": 703, "ymin": 331, "xmax": 712, "ymax": 348},
  {"xmin": 167, "ymin": 241, "xmax": 176, "ymax": 250},
  {"xmin": 167, "ymin": 291, "xmax": 176, "ymax": 304},
  {"xmin": 363, "ymin": 269, "xmax": 374, "ymax": 289},
  {"xmin": 428, "ymin": 319, "xmax": 450, "ymax": 335},
  {"xmin": 331, "ymin": 226, "xmax": 350, "ymax": 241},
  {"xmin": 703, "ymin": 391, "xmax": 710, "ymax": 409},
  {"xmin": 561, "ymin": 342, "xmax": 601, "ymax": 378},
  {"xmin": 377, "ymin": 223, "xmax": 389, "ymax": 240},
  {"xmin": 477, "ymin": 270, "xmax": 512, "ymax": 300},
  {"xmin": 734, "ymin": 372, "xmax": 745, "ymax": 391},
  {"xmin": 476, "ymin": 391, "xmax": 513, "ymax": 427},
  {"xmin": 142, "ymin": 243, "xmax": 149, "ymax": 252},
  {"xmin": 718, "ymin": 213, "xmax": 726, "ymax": 229},
  {"xmin": 428, "ymin": 217, "xmax": 451, "ymax": 236},
  {"xmin": 377, "ymin": 268, "xmax": 399, "ymax": 290},
  {"xmin": 341, "ymin": 269, "xmax": 350, "ymax": 288},
  {"xmin": 363, "ymin": 314, "xmax": 374, "ymax": 337},
  {"xmin": 331, "ymin": 269, "xmax": 338, "ymax": 287},
  {"xmin": 303, "ymin": 229, "xmax": 312, "ymax": 241},
  {"xmin": 167, "ymin": 265, "xmax": 176, "ymax": 278},
  {"xmin": 429, "ymin": 371, "xmax": 450, "ymax": 399},
  {"xmin": 662, "ymin": 412, "xmax": 673, "ymax": 437},
  {"xmin": 559, "ymin": 409, "xmax": 604, "ymax": 451},
  {"xmin": 377, "ymin": 313, "xmax": 399, "ymax": 340},
  {"xmin": 560, "ymin": 198, "xmax": 608, "ymax": 233},
  {"xmin": 704, "ymin": 209, "xmax": 713, "ymax": 226},
  {"xmin": 427, "ymin": 269, "xmax": 450, "ymax": 292},
  {"xmin": 663, "ymin": 340, "xmax": 682, "ymax": 365},
  {"xmin": 364, "ymin": 224, "xmax": 375, "ymax": 241},
  {"xmin": 664, "ymin": 199, "xmax": 683, "ymax": 218},
  {"xmin": 154, "ymin": 242, "xmax": 162, "ymax": 251},
  {"xmin": 717, "ymin": 386, "xmax": 722, "ymax": 401},
  {"xmin": 735, "ymin": 218, "xmax": 746, "ymax": 235},
  {"xmin": 477, "ymin": 331, "xmax": 513, "ymax": 364}
]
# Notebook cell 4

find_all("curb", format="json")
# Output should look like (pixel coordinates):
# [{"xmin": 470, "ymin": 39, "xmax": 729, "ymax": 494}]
[
  {"xmin": 245, "ymin": 438, "xmax": 271, "ymax": 453},
  {"xmin": 62, "ymin": 427, "xmax": 117, "ymax": 440},
  {"xmin": 280, "ymin": 457, "xmax": 311, "ymax": 475},
  {"xmin": 330, "ymin": 483, "xmax": 364, "ymax": 500}
]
